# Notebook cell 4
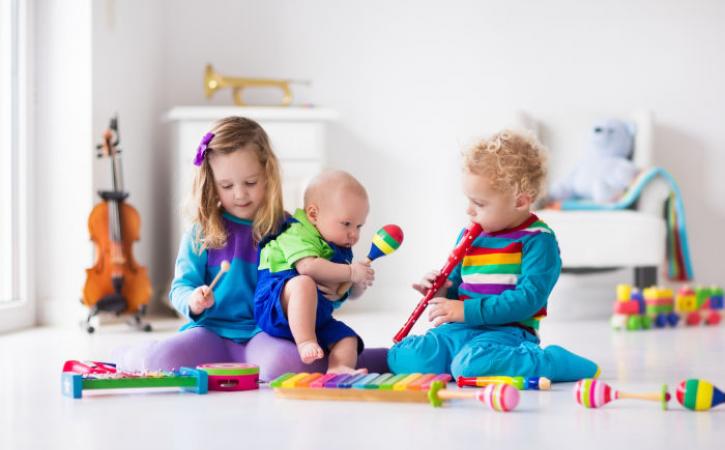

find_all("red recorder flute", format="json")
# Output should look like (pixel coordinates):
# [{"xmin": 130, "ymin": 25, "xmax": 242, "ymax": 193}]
[{"xmin": 393, "ymin": 223, "xmax": 482, "ymax": 343}]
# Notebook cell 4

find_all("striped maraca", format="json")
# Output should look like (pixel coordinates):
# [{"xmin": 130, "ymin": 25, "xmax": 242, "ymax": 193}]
[
  {"xmin": 676, "ymin": 379, "xmax": 725, "ymax": 411},
  {"xmin": 428, "ymin": 380, "xmax": 519, "ymax": 412},
  {"xmin": 574, "ymin": 379, "xmax": 670, "ymax": 410},
  {"xmin": 337, "ymin": 224, "xmax": 404, "ymax": 295}
]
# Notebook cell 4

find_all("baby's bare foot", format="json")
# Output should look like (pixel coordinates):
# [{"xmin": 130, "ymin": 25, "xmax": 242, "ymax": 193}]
[
  {"xmin": 326, "ymin": 366, "xmax": 368, "ymax": 375},
  {"xmin": 297, "ymin": 340, "xmax": 324, "ymax": 364}
]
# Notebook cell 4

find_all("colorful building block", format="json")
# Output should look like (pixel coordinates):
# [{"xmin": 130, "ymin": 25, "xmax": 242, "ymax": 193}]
[{"xmin": 613, "ymin": 283, "xmax": 722, "ymax": 332}]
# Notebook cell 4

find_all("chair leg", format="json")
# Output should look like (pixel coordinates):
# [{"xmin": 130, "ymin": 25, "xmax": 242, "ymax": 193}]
[{"xmin": 634, "ymin": 266, "xmax": 657, "ymax": 289}]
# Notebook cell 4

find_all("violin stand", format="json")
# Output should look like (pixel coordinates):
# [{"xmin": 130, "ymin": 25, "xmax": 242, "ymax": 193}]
[{"xmin": 82, "ymin": 295, "xmax": 152, "ymax": 334}]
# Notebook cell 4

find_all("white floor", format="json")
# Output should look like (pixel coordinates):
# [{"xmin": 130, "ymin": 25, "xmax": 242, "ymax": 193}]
[{"xmin": 2, "ymin": 311, "xmax": 724, "ymax": 450}]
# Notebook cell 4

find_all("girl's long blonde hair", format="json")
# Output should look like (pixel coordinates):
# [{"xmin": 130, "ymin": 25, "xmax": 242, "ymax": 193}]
[{"xmin": 189, "ymin": 116, "xmax": 284, "ymax": 250}]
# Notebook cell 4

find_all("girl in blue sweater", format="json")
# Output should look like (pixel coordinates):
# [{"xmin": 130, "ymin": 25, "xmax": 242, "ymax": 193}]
[{"xmin": 114, "ymin": 117, "xmax": 387, "ymax": 378}]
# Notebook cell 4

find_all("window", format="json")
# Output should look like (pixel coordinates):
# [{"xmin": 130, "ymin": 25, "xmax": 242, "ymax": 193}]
[
  {"xmin": 0, "ymin": 0, "xmax": 32, "ymax": 331},
  {"xmin": 0, "ymin": 0, "xmax": 17, "ymax": 304}
]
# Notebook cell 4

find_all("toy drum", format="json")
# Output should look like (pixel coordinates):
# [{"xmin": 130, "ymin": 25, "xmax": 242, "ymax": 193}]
[{"xmin": 197, "ymin": 363, "xmax": 259, "ymax": 391}]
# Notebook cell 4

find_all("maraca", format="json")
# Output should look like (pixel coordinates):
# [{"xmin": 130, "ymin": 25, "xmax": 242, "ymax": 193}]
[
  {"xmin": 676, "ymin": 379, "xmax": 725, "ymax": 411},
  {"xmin": 574, "ymin": 379, "xmax": 670, "ymax": 410},
  {"xmin": 337, "ymin": 224, "xmax": 404, "ymax": 295},
  {"xmin": 428, "ymin": 381, "xmax": 519, "ymax": 412}
]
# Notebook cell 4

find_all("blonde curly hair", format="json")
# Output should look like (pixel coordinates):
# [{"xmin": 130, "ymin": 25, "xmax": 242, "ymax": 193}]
[{"xmin": 463, "ymin": 129, "xmax": 548, "ymax": 201}]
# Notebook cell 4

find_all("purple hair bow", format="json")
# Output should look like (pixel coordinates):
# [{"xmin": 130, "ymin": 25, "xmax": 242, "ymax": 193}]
[{"xmin": 193, "ymin": 132, "xmax": 215, "ymax": 166}]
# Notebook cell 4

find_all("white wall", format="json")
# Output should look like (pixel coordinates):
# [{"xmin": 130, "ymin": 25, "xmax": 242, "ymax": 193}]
[
  {"xmin": 33, "ymin": 0, "xmax": 165, "ymax": 324},
  {"xmin": 34, "ymin": 0, "xmax": 93, "ymax": 323},
  {"xmin": 155, "ymin": 0, "xmax": 725, "ymax": 311},
  {"xmin": 91, "ymin": 0, "xmax": 166, "ymax": 313},
  {"xmin": 35, "ymin": 0, "xmax": 725, "ymax": 322}
]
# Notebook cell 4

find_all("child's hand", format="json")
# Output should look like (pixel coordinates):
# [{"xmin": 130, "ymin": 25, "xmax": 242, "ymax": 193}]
[
  {"xmin": 189, "ymin": 286, "xmax": 215, "ymax": 315},
  {"xmin": 427, "ymin": 297, "xmax": 464, "ymax": 326},
  {"xmin": 350, "ymin": 277, "xmax": 372, "ymax": 299},
  {"xmin": 318, "ymin": 281, "xmax": 343, "ymax": 301},
  {"xmin": 412, "ymin": 270, "xmax": 452, "ymax": 297},
  {"xmin": 350, "ymin": 260, "xmax": 374, "ymax": 287}
]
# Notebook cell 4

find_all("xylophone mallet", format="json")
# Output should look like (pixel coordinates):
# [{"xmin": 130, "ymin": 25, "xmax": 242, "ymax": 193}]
[
  {"xmin": 574, "ymin": 379, "xmax": 670, "ymax": 410},
  {"xmin": 207, "ymin": 260, "xmax": 231, "ymax": 291},
  {"xmin": 198, "ymin": 260, "xmax": 231, "ymax": 305}
]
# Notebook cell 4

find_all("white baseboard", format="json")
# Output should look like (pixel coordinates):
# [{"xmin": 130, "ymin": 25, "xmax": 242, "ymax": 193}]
[
  {"xmin": 37, "ymin": 298, "xmax": 88, "ymax": 327},
  {"xmin": 37, "ymin": 298, "xmax": 153, "ymax": 328}
]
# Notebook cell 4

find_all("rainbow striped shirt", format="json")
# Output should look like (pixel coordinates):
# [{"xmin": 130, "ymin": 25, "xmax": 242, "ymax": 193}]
[{"xmin": 449, "ymin": 214, "xmax": 561, "ymax": 335}]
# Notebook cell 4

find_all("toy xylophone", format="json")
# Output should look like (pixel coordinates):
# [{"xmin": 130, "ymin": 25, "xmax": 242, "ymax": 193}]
[
  {"xmin": 676, "ymin": 379, "xmax": 725, "ymax": 411},
  {"xmin": 269, "ymin": 372, "xmax": 519, "ymax": 411},
  {"xmin": 574, "ymin": 379, "xmax": 670, "ymax": 410},
  {"xmin": 61, "ymin": 360, "xmax": 208, "ymax": 399}
]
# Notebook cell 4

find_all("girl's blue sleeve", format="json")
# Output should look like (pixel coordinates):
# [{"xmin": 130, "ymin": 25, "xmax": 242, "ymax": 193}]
[
  {"xmin": 463, "ymin": 233, "xmax": 561, "ymax": 326},
  {"xmin": 169, "ymin": 228, "xmax": 208, "ymax": 320},
  {"xmin": 444, "ymin": 229, "xmax": 466, "ymax": 299}
]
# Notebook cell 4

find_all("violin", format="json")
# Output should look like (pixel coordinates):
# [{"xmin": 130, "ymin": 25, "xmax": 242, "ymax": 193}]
[{"xmin": 81, "ymin": 116, "xmax": 152, "ymax": 333}]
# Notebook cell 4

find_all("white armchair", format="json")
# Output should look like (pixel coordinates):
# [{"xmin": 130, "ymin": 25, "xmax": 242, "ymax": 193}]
[{"xmin": 519, "ymin": 110, "xmax": 669, "ymax": 288}]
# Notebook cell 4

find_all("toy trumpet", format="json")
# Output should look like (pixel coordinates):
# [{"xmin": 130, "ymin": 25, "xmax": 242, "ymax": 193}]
[
  {"xmin": 676, "ymin": 379, "xmax": 725, "ymax": 411},
  {"xmin": 337, "ymin": 224, "xmax": 404, "ymax": 295},
  {"xmin": 393, "ymin": 222, "xmax": 482, "ymax": 343},
  {"xmin": 457, "ymin": 375, "xmax": 551, "ymax": 391},
  {"xmin": 204, "ymin": 64, "xmax": 309, "ymax": 107},
  {"xmin": 574, "ymin": 379, "xmax": 670, "ymax": 410}
]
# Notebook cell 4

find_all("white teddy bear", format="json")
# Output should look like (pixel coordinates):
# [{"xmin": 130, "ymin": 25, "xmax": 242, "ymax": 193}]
[{"xmin": 549, "ymin": 119, "xmax": 639, "ymax": 203}]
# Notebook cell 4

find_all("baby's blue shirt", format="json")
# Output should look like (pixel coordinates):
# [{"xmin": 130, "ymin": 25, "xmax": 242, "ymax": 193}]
[{"xmin": 169, "ymin": 212, "xmax": 261, "ymax": 342}]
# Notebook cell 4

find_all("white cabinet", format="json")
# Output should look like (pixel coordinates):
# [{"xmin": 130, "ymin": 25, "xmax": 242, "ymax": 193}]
[{"xmin": 166, "ymin": 106, "xmax": 338, "ymax": 249}]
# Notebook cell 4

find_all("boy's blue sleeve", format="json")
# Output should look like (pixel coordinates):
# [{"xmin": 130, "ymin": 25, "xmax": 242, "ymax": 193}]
[
  {"xmin": 463, "ymin": 233, "xmax": 561, "ymax": 326},
  {"xmin": 444, "ymin": 229, "xmax": 466, "ymax": 299},
  {"xmin": 169, "ymin": 228, "xmax": 208, "ymax": 320}
]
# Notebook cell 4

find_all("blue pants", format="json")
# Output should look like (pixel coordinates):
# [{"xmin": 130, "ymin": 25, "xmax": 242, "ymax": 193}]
[{"xmin": 387, "ymin": 323, "xmax": 598, "ymax": 381}]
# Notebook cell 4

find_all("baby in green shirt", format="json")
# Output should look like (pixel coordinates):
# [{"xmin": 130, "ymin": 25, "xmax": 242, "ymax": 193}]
[{"xmin": 254, "ymin": 171, "xmax": 375, "ymax": 373}]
